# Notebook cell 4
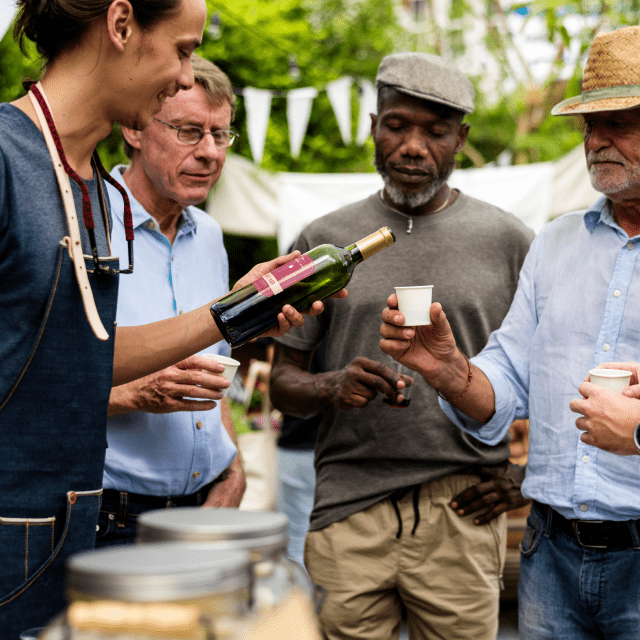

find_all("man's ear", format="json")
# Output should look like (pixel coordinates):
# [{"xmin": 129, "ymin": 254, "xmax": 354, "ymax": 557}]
[
  {"xmin": 370, "ymin": 113, "xmax": 378, "ymax": 137},
  {"xmin": 106, "ymin": 0, "xmax": 135, "ymax": 52},
  {"xmin": 455, "ymin": 122, "xmax": 470, "ymax": 154},
  {"xmin": 121, "ymin": 125, "xmax": 143, "ymax": 152}
]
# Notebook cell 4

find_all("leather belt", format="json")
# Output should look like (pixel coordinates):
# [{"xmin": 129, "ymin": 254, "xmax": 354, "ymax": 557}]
[
  {"xmin": 103, "ymin": 471, "xmax": 228, "ymax": 509},
  {"xmin": 533, "ymin": 501, "xmax": 639, "ymax": 550}
]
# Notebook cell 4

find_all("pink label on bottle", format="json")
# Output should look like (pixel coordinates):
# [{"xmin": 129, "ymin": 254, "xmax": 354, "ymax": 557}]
[{"xmin": 253, "ymin": 255, "xmax": 315, "ymax": 297}]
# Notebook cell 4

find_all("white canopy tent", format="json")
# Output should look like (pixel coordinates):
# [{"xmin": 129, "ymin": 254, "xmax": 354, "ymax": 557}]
[{"xmin": 207, "ymin": 145, "xmax": 600, "ymax": 253}]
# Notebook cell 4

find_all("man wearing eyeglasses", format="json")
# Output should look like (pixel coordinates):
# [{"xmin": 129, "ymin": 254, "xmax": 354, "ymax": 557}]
[{"xmin": 95, "ymin": 54, "xmax": 245, "ymax": 546}]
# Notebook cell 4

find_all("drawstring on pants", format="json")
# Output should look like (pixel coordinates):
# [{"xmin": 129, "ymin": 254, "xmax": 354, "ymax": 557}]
[{"xmin": 389, "ymin": 484, "xmax": 422, "ymax": 538}]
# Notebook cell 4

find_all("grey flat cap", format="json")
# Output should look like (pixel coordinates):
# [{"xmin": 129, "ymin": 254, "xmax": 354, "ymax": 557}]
[{"xmin": 376, "ymin": 52, "xmax": 474, "ymax": 115}]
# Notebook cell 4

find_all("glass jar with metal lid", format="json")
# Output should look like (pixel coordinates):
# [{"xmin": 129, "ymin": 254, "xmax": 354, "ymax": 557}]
[
  {"xmin": 41, "ymin": 542, "xmax": 252, "ymax": 639},
  {"xmin": 136, "ymin": 508, "xmax": 312, "ymax": 611}
]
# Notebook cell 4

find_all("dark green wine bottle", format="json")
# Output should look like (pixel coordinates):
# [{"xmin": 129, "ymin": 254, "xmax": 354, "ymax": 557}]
[{"xmin": 210, "ymin": 227, "xmax": 396, "ymax": 347}]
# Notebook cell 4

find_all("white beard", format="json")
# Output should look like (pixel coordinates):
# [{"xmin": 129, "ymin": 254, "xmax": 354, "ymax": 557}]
[{"xmin": 376, "ymin": 164, "xmax": 454, "ymax": 210}]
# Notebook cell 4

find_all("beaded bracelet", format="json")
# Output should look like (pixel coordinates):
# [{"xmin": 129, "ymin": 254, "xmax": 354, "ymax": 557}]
[{"xmin": 436, "ymin": 352, "xmax": 472, "ymax": 403}]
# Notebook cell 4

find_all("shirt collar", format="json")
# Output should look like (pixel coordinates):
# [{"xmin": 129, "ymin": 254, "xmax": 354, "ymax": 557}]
[
  {"xmin": 583, "ymin": 195, "xmax": 617, "ymax": 233},
  {"xmin": 109, "ymin": 165, "xmax": 197, "ymax": 235}
]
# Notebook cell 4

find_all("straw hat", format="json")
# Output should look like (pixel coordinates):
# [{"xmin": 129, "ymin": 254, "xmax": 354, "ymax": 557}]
[{"xmin": 552, "ymin": 26, "xmax": 640, "ymax": 116}]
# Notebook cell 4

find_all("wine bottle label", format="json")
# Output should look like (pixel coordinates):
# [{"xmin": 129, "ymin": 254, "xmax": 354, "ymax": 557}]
[{"xmin": 253, "ymin": 255, "xmax": 315, "ymax": 297}]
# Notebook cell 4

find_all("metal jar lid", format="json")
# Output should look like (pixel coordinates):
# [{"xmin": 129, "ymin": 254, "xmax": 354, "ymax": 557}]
[
  {"xmin": 137, "ymin": 508, "xmax": 288, "ymax": 557},
  {"xmin": 65, "ymin": 542, "xmax": 251, "ymax": 602}
]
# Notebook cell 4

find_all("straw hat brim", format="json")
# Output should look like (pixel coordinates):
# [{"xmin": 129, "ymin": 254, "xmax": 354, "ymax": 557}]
[{"xmin": 552, "ymin": 94, "xmax": 640, "ymax": 116}]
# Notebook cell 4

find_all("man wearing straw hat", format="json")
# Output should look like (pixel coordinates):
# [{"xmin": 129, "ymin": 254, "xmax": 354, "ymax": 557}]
[{"xmin": 381, "ymin": 26, "xmax": 640, "ymax": 638}]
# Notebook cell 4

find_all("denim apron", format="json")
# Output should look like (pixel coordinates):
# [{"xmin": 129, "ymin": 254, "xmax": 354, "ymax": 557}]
[{"xmin": 0, "ymin": 243, "xmax": 118, "ymax": 638}]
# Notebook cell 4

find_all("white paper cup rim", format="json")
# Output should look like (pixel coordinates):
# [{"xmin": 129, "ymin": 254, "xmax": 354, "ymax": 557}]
[
  {"xmin": 395, "ymin": 285, "xmax": 434, "ymax": 290},
  {"xmin": 202, "ymin": 354, "xmax": 240, "ymax": 366},
  {"xmin": 589, "ymin": 369, "xmax": 631, "ymax": 378}
]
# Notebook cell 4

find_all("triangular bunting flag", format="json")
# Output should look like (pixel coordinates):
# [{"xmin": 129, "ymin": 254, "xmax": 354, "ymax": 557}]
[
  {"xmin": 326, "ymin": 77, "xmax": 353, "ymax": 145},
  {"xmin": 356, "ymin": 80, "xmax": 377, "ymax": 145},
  {"xmin": 243, "ymin": 87, "xmax": 272, "ymax": 165},
  {"xmin": 286, "ymin": 87, "xmax": 318, "ymax": 159}
]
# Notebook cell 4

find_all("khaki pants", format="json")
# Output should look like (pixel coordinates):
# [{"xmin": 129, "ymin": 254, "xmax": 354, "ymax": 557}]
[{"xmin": 305, "ymin": 474, "xmax": 506, "ymax": 640}]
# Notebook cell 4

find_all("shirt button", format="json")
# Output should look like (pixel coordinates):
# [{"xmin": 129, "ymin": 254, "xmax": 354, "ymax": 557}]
[
  {"xmin": 582, "ymin": 455, "xmax": 590, "ymax": 463},
  {"xmin": 196, "ymin": 421, "xmax": 203, "ymax": 429},
  {"xmin": 193, "ymin": 472, "xmax": 200, "ymax": 479},
  {"xmin": 603, "ymin": 343, "xmax": 610, "ymax": 351},
  {"xmin": 614, "ymin": 289, "xmax": 621, "ymax": 297},
  {"xmin": 146, "ymin": 221, "xmax": 154, "ymax": 230},
  {"xmin": 179, "ymin": 310, "xmax": 184, "ymax": 315},
  {"xmin": 580, "ymin": 504, "xmax": 588, "ymax": 512},
  {"xmin": 628, "ymin": 242, "xmax": 634, "ymax": 250},
  {"xmin": 171, "ymin": 255, "xmax": 175, "ymax": 261}
]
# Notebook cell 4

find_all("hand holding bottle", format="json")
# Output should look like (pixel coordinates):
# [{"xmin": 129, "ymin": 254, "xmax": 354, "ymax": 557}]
[
  {"xmin": 212, "ymin": 229, "xmax": 394, "ymax": 347},
  {"xmin": 229, "ymin": 250, "xmax": 348, "ymax": 341}
]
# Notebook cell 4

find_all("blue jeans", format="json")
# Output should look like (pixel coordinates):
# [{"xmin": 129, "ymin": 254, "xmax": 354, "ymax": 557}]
[
  {"xmin": 96, "ymin": 487, "xmax": 210, "ymax": 548},
  {"xmin": 276, "ymin": 448, "xmax": 316, "ymax": 568},
  {"xmin": 519, "ymin": 501, "xmax": 640, "ymax": 639}
]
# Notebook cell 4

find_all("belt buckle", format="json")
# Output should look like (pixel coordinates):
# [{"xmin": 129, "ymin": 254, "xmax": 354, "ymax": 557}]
[{"xmin": 572, "ymin": 520, "xmax": 607, "ymax": 549}]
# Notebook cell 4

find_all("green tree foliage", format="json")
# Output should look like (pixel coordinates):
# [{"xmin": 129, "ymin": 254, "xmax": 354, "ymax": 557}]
[
  {"xmin": 198, "ymin": 0, "xmax": 408, "ymax": 174},
  {"xmin": 4, "ymin": 1, "xmax": 640, "ymax": 171},
  {"xmin": 0, "ymin": 26, "xmax": 41, "ymax": 103},
  {"xmin": 456, "ymin": 0, "xmax": 640, "ymax": 165}
]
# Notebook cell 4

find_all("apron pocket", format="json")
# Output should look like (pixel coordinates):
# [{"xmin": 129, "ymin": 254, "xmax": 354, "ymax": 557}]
[
  {"xmin": 0, "ymin": 489, "xmax": 101, "ymax": 605},
  {"xmin": 0, "ymin": 516, "xmax": 56, "ymax": 597}
]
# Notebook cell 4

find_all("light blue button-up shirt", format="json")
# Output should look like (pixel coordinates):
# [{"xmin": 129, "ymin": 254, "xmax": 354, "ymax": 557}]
[
  {"xmin": 442, "ymin": 195, "xmax": 640, "ymax": 521},
  {"xmin": 103, "ymin": 166, "xmax": 236, "ymax": 496}
]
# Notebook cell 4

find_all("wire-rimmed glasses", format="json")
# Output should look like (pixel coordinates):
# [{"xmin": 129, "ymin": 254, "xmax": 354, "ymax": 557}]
[{"xmin": 153, "ymin": 118, "xmax": 239, "ymax": 148}]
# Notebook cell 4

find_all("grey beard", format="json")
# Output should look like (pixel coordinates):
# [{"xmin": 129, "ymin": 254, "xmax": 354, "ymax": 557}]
[{"xmin": 376, "ymin": 164, "xmax": 454, "ymax": 210}]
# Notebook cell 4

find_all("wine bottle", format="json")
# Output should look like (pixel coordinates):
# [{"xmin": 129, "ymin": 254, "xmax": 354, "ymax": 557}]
[{"xmin": 210, "ymin": 226, "xmax": 396, "ymax": 347}]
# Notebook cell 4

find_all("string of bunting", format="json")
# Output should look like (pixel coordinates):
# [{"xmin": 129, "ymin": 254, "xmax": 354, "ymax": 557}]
[
  {"xmin": 205, "ymin": 7, "xmax": 377, "ymax": 164},
  {"xmin": 230, "ymin": 78, "xmax": 377, "ymax": 164}
]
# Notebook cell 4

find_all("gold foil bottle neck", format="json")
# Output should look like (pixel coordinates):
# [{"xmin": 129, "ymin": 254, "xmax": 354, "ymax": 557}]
[{"xmin": 355, "ymin": 227, "xmax": 396, "ymax": 260}]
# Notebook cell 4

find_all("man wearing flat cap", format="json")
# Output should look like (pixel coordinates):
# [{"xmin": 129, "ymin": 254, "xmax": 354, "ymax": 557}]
[
  {"xmin": 381, "ymin": 27, "xmax": 640, "ymax": 639},
  {"xmin": 270, "ymin": 52, "xmax": 533, "ymax": 639}
]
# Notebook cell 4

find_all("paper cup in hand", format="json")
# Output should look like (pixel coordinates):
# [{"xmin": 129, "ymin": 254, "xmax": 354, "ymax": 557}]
[
  {"xmin": 395, "ymin": 286, "xmax": 433, "ymax": 326},
  {"xmin": 202, "ymin": 354, "xmax": 240, "ymax": 397},
  {"xmin": 588, "ymin": 368, "xmax": 631, "ymax": 393}
]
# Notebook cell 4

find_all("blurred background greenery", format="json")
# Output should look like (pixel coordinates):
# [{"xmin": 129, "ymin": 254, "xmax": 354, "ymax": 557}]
[{"xmin": 3, "ymin": 0, "xmax": 640, "ymax": 282}]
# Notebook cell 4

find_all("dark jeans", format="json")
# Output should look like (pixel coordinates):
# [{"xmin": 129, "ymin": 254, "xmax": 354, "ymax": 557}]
[
  {"xmin": 96, "ymin": 484, "xmax": 215, "ymax": 548},
  {"xmin": 519, "ymin": 501, "xmax": 640, "ymax": 639}
]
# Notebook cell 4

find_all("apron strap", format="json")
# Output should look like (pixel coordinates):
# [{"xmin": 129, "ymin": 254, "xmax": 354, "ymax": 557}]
[{"xmin": 27, "ymin": 83, "xmax": 109, "ymax": 341}]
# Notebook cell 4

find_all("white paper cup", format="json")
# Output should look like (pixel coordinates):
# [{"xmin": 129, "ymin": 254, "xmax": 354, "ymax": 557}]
[
  {"xmin": 395, "ymin": 286, "xmax": 433, "ymax": 326},
  {"xmin": 202, "ymin": 353, "xmax": 240, "ymax": 397},
  {"xmin": 588, "ymin": 368, "xmax": 632, "ymax": 393}
]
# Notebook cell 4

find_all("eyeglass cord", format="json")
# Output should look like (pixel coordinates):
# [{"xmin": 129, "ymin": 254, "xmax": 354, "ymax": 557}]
[{"xmin": 24, "ymin": 79, "xmax": 135, "ymax": 243}]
